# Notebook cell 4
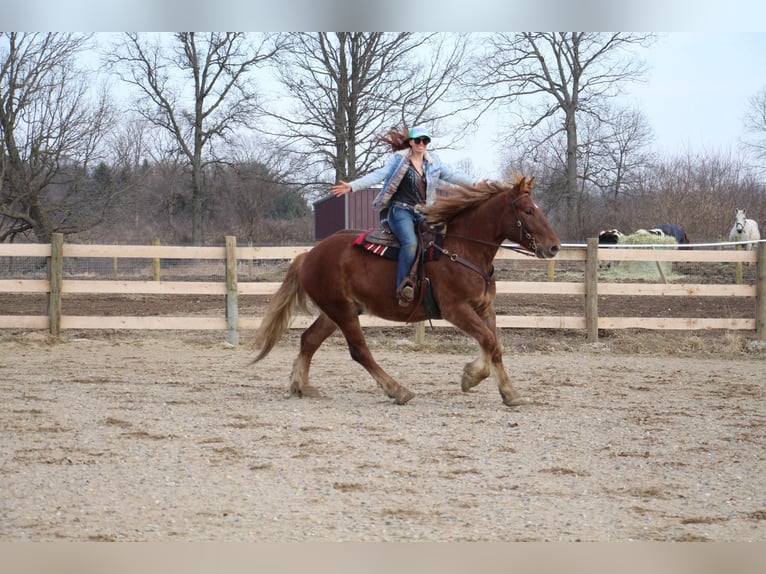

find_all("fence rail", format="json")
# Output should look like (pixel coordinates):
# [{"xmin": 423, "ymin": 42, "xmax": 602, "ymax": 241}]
[{"xmin": 1, "ymin": 234, "xmax": 763, "ymax": 343}]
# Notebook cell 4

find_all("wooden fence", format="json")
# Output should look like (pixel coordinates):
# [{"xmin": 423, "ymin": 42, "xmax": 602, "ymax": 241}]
[{"xmin": 1, "ymin": 234, "xmax": 764, "ymax": 343}]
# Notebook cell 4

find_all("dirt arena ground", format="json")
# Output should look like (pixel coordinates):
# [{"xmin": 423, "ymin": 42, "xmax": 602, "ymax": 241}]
[{"xmin": 1, "ymin": 328, "xmax": 764, "ymax": 542}]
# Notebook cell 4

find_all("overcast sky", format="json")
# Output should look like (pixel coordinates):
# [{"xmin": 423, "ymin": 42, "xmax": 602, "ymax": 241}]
[
  {"xmin": 441, "ymin": 32, "xmax": 766, "ymax": 178},
  {"xmin": 5, "ymin": 27, "xmax": 765, "ymax": 180},
  {"xmin": 626, "ymin": 33, "xmax": 766, "ymax": 156}
]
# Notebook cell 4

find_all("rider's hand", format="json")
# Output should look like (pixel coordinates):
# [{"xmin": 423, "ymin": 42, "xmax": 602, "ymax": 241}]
[{"xmin": 331, "ymin": 181, "xmax": 351, "ymax": 197}]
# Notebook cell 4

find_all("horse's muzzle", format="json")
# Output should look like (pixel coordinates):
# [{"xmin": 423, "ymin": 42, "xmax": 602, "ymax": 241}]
[{"xmin": 537, "ymin": 244, "xmax": 561, "ymax": 259}]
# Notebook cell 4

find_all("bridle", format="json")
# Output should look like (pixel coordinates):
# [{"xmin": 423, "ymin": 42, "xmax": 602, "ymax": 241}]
[
  {"xmin": 426, "ymin": 191, "xmax": 538, "ymax": 285},
  {"xmin": 506, "ymin": 191, "xmax": 538, "ymax": 255}
]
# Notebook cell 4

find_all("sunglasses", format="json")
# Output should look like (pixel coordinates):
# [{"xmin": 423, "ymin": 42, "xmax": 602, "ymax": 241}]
[{"xmin": 411, "ymin": 137, "xmax": 431, "ymax": 145}]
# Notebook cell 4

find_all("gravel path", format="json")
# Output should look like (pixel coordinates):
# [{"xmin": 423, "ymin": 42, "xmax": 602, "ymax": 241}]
[{"xmin": 1, "ymin": 334, "xmax": 764, "ymax": 541}]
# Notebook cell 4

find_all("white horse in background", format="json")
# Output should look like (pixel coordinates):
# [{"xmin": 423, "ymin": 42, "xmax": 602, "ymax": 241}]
[{"xmin": 728, "ymin": 209, "xmax": 761, "ymax": 251}]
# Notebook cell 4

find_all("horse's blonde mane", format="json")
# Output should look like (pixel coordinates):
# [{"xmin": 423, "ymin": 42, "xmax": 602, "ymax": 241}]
[{"xmin": 423, "ymin": 176, "xmax": 531, "ymax": 225}]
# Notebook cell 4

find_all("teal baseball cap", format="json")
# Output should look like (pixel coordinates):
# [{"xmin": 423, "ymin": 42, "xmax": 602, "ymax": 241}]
[{"xmin": 408, "ymin": 126, "xmax": 431, "ymax": 139}]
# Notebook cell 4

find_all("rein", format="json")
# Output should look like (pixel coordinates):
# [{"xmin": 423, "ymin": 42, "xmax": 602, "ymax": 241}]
[
  {"xmin": 426, "ymin": 191, "xmax": 538, "ymax": 283},
  {"xmin": 428, "ymin": 240, "xmax": 495, "ymax": 284},
  {"xmin": 441, "ymin": 233, "xmax": 537, "ymax": 257}
]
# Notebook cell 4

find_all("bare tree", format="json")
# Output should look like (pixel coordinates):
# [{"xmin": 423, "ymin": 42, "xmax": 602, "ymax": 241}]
[
  {"xmin": 105, "ymin": 32, "xmax": 286, "ymax": 244},
  {"xmin": 580, "ymin": 106, "xmax": 655, "ymax": 200},
  {"xmin": 743, "ymin": 86, "xmax": 766, "ymax": 166},
  {"xmin": 496, "ymin": 104, "xmax": 653, "ymax": 237},
  {"xmin": 468, "ymin": 32, "xmax": 655, "ymax": 238},
  {"xmin": 209, "ymin": 161, "xmax": 310, "ymax": 244},
  {"xmin": 498, "ymin": 119, "xmax": 567, "ymax": 207},
  {"xmin": 260, "ymin": 32, "xmax": 473, "ymax": 187},
  {"xmin": 105, "ymin": 115, "xmax": 155, "ymax": 234},
  {"xmin": 622, "ymin": 151, "xmax": 763, "ymax": 242},
  {"xmin": 0, "ymin": 32, "xmax": 117, "ymax": 243}
]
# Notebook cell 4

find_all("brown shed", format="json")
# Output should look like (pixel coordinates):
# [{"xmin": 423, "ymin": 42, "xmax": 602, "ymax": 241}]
[{"xmin": 313, "ymin": 187, "xmax": 380, "ymax": 241}]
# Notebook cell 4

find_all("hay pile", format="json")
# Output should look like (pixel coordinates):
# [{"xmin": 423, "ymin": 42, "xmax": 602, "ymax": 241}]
[{"xmin": 610, "ymin": 231, "xmax": 678, "ymax": 280}]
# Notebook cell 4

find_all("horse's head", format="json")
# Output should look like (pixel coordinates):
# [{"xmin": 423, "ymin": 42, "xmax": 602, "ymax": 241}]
[
  {"xmin": 423, "ymin": 177, "xmax": 561, "ymax": 258},
  {"xmin": 735, "ymin": 209, "xmax": 747, "ymax": 233},
  {"xmin": 505, "ymin": 177, "xmax": 561, "ymax": 259}
]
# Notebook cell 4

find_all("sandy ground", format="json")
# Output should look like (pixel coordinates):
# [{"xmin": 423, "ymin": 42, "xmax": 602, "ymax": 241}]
[{"xmin": 1, "ymin": 331, "xmax": 764, "ymax": 542}]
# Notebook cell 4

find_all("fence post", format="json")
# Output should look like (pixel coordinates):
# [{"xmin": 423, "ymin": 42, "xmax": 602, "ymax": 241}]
[
  {"xmin": 734, "ymin": 238, "xmax": 743, "ymax": 285},
  {"xmin": 757, "ymin": 246, "xmax": 766, "ymax": 341},
  {"xmin": 47, "ymin": 233, "xmax": 64, "ymax": 339},
  {"xmin": 414, "ymin": 321, "xmax": 425, "ymax": 345},
  {"xmin": 585, "ymin": 238, "xmax": 599, "ymax": 343},
  {"xmin": 153, "ymin": 237, "xmax": 161, "ymax": 281},
  {"xmin": 225, "ymin": 236, "xmax": 240, "ymax": 346},
  {"xmin": 248, "ymin": 240, "xmax": 254, "ymax": 278},
  {"xmin": 112, "ymin": 240, "xmax": 119, "ymax": 278}
]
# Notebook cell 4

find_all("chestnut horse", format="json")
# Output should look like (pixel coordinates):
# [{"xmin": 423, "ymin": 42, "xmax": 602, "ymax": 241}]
[{"xmin": 253, "ymin": 177, "xmax": 561, "ymax": 406}]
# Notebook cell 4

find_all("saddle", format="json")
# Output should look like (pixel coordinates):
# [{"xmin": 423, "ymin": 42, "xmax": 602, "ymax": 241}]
[
  {"xmin": 353, "ymin": 220, "xmax": 445, "ymax": 319},
  {"xmin": 353, "ymin": 220, "xmax": 444, "ymax": 261}
]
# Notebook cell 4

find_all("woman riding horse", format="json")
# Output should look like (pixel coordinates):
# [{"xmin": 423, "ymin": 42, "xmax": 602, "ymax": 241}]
[
  {"xmin": 331, "ymin": 126, "xmax": 481, "ymax": 306},
  {"xmin": 254, "ymin": 177, "xmax": 561, "ymax": 407}
]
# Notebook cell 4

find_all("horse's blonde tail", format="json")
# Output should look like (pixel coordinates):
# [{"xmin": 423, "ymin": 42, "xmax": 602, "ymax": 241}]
[{"xmin": 252, "ymin": 252, "xmax": 311, "ymax": 363}]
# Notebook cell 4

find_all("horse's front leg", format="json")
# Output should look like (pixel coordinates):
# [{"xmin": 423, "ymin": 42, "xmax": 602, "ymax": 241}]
[
  {"xmin": 444, "ymin": 303, "xmax": 524, "ymax": 407},
  {"xmin": 461, "ymin": 349, "xmax": 492, "ymax": 392},
  {"xmin": 460, "ymin": 303, "xmax": 498, "ymax": 391}
]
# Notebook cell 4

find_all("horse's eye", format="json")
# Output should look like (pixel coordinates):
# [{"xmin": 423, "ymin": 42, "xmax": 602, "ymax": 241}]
[{"xmin": 524, "ymin": 208, "xmax": 533, "ymax": 216}]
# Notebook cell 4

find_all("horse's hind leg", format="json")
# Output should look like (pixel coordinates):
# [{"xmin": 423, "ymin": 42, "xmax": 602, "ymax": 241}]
[
  {"xmin": 290, "ymin": 313, "xmax": 337, "ymax": 398},
  {"xmin": 336, "ymin": 316, "xmax": 415, "ymax": 405}
]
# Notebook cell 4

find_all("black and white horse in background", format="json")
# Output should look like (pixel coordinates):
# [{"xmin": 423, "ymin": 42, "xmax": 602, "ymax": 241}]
[
  {"xmin": 728, "ymin": 209, "xmax": 761, "ymax": 251},
  {"xmin": 598, "ymin": 229, "xmax": 623, "ymax": 245},
  {"xmin": 597, "ymin": 229, "xmax": 624, "ymax": 269}
]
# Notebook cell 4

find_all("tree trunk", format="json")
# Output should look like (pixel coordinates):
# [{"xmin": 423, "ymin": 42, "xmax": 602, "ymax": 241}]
[
  {"xmin": 191, "ymin": 162, "xmax": 203, "ymax": 245},
  {"xmin": 565, "ymin": 110, "xmax": 579, "ymax": 239}
]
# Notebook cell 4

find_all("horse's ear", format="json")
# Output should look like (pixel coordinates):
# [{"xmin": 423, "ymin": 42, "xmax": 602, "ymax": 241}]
[{"xmin": 520, "ymin": 177, "xmax": 534, "ymax": 193}]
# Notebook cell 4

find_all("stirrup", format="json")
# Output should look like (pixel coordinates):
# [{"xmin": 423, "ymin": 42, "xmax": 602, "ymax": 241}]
[{"xmin": 397, "ymin": 281, "xmax": 415, "ymax": 306}]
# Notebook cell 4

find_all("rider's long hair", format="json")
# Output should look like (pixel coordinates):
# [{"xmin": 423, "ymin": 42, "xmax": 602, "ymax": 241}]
[{"xmin": 377, "ymin": 126, "xmax": 411, "ymax": 152}]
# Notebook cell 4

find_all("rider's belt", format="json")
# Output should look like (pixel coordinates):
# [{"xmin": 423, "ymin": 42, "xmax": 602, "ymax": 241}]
[{"xmin": 392, "ymin": 202, "xmax": 423, "ymax": 212}]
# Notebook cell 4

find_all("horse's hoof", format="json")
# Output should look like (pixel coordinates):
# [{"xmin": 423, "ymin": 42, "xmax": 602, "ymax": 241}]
[
  {"xmin": 502, "ymin": 395, "xmax": 528, "ymax": 407},
  {"xmin": 292, "ymin": 384, "xmax": 321, "ymax": 398},
  {"xmin": 394, "ymin": 389, "xmax": 416, "ymax": 405},
  {"xmin": 461, "ymin": 376, "xmax": 481, "ymax": 392}
]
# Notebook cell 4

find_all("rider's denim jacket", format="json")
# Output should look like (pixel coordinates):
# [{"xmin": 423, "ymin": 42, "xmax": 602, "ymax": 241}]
[{"xmin": 348, "ymin": 149, "xmax": 475, "ymax": 211}]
